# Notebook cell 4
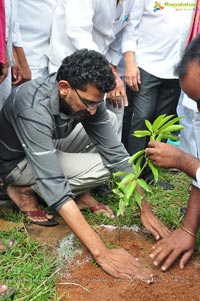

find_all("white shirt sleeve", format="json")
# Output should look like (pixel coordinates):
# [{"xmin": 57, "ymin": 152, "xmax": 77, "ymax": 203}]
[
  {"xmin": 193, "ymin": 167, "xmax": 200, "ymax": 189},
  {"xmin": 121, "ymin": 0, "xmax": 144, "ymax": 54},
  {"xmin": 12, "ymin": 20, "xmax": 23, "ymax": 47},
  {"xmin": 65, "ymin": 0, "xmax": 99, "ymax": 52}
]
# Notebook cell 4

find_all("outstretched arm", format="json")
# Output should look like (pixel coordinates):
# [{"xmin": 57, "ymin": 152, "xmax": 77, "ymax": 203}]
[
  {"xmin": 140, "ymin": 198, "xmax": 170, "ymax": 240},
  {"xmin": 59, "ymin": 199, "xmax": 153, "ymax": 283},
  {"xmin": 149, "ymin": 184, "xmax": 200, "ymax": 271},
  {"xmin": 145, "ymin": 141, "xmax": 200, "ymax": 181}
]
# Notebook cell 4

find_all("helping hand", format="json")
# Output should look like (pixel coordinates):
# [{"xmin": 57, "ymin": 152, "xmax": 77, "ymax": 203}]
[
  {"xmin": 141, "ymin": 203, "xmax": 171, "ymax": 240},
  {"xmin": 149, "ymin": 228, "xmax": 195, "ymax": 271},
  {"xmin": 145, "ymin": 141, "xmax": 182, "ymax": 169},
  {"xmin": 107, "ymin": 72, "xmax": 128, "ymax": 108}
]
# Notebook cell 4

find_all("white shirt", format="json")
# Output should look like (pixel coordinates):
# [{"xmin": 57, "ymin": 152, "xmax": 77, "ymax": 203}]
[
  {"xmin": 118, "ymin": 0, "xmax": 195, "ymax": 79},
  {"xmin": 17, "ymin": 0, "xmax": 57, "ymax": 69},
  {"xmin": 5, "ymin": 0, "xmax": 22, "ymax": 62},
  {"xmin": 46, "ymin": 0, "xmax": 136, "ymax": 71}
]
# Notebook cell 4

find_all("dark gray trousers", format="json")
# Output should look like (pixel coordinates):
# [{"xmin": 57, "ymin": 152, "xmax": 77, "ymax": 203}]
[{"xmin": 122, "ymin": 68, "xmax": 181, "ymax": 179}]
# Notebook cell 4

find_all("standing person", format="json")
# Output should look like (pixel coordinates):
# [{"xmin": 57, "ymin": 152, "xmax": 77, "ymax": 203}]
[
  {"xmin": 47, "ymin": 0, "xmax": 138, "ymax": 140},
  {"xmin": 122, "ymin": 0, "xmax": 196, "ymax": 189},
  {"xmin": 0, "ymin": 49, "xmax": 169, "ymax": 281},
  {"xmin": 0, "ymin": 0, "xmax": 31, "ymax": 109},
  {"xmin": 177, "ymin": 0, "xmax": 200, "ymax": 161},
  {"xmin": 0, "ymin": 0, "xmax": 7, "ymax": 83},
  {"xmin": 17, "ymin": 0, "xmax": 58, "ymax": 79},
  {"xmin": 145, "ymin": 34, "xmax": 200, "ymax": 271}
]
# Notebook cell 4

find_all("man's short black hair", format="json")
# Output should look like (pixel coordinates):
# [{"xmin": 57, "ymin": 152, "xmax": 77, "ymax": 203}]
[
  {"xmin": 56, "ymin": 49, "xmax": 116, "ymax": 92},
  {"xmin": 176, "ymin": 34, "xmax": 200, "ymax": 79}
]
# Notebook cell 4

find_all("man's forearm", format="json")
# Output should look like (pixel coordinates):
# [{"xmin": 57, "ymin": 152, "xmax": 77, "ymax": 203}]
[
  {"xmin": 59, "ymin": 200, "xmax": 107, "ymax": 259},
  {"xmin": 182, "ymin": 185, "xmax": 200, "ymax": 234},
  {"xmin": 176, "ymin": 151, "xmax": 200, "ymax": 184}
]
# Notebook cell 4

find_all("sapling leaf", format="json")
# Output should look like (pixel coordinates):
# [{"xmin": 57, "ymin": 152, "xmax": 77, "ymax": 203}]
[
  {"xmin": 157, "ymin": 116, "xmax": 184, "ymax": 131},
  {"xmin": 129, "ymin": 197, "xmax": 137, "ymax": 210},
  {"xmin": 151, "ymin": 114, "xmax": 174, "ymax": 131},
  {"xmin": 134, "ymin": 156, "xmax": 144, "ymax": 176},
  {"xmin": 133, "ymin": 130, "xmax": 151, "ymax": 137},
  {"xmin": 118, "ymin": 199, "xmax": 126, "ymax": 216},
  {"xmin": 148, "ymin": 160, "xmax": 159, "ymax": 182},
  {"xmin": 160, "ymin": 124, "xmax": 184, "ymax": 133},
  {"xmin": 145, "ymin": 119, "xmax": 153, "ymax": 132},
  {"xmin": 123, "ymin": 195, "xmax": 129, "ymax": 206},
  {"xmin": 118, "ymin": 173, "xmax": 136, "ymax": 189},
  {"xmin": 129, "ymin": 150, "xmax": 145, "ymax": 163},
  {"xmin": 133, "ymin": 190, "xmax": 142, "ymax": 208},
  {"xmin": 116, "ymin": 183, "xmax": 128, "ymax": 194},
  {"xmin": 113, "ymin": 171, "xmax": 130, "ymax": 178},
  {"xmin": 154, "ymin": 132, "xmax": 163, "ymax": 142},
  {"xmin": 126, "ymin": 180, "xmax": 137, "ymax": 199},
  {"xmin": 161, "ymin": 133, "xmax": 178, "ymax": 140},
  {"xmin": 137, "ymin": 178, "xmax": 151, "ymax": 192},
  {"xmin": 112, "ymin": 189, "xmax": 124, "ymax": 198},
  {"xmin": 152, "ymin": 114, "xmax": 167, "ymax": 131}
]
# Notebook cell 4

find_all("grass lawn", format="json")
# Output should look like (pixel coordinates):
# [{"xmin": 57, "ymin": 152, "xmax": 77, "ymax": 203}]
[{"xmin": 0, "ymin": 169, "xmax": 199, "ymax": 300}]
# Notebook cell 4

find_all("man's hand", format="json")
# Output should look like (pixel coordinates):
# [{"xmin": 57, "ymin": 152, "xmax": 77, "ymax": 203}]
[
  {"xmin": 124, "ymin": 51, "xmax": 141, "ymax": 92},
  {"xmin": 140, "ymin": 199, "xmax": 170, "ymax": 240},
  {"xmin": 150, "ymin": 228, "xmax": 195, "ymax": 271},
  {"xmin": 60, "ymin": 201, "xmax": 153, "ymax": 283},
  {"xmin": 96, "ymin": 247, "xmax": 153, "ymax": 284},
  {"xmin": 20, "ymin": 65, "xmax": 31, "ymax": 83},
  {"xmin": 107, "ymin": 71, "xmax": 128, "ymax": 108},
  {"xmin": 0, "ymin": 62, "xmax": 8, "ymax": 84},
  {"xmin": 145, "ymin": 141, "xmax": 182, "ymax": 169},
  {"xmin": 125, "ymin": 62, "xmax": 141, "ymax": 92},
  {"xmin": 12, "ymin": 64, "xmax": 22, "ymax": 85}
]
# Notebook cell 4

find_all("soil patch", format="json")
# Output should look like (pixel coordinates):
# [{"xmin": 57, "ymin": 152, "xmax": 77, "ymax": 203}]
[{"xmin": 57, "ymin": 226, "xmax": 200, "ymax": 301}]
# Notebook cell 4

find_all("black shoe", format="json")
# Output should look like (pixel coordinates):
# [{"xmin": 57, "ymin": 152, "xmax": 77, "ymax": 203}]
[
  {"xmin": 142, "ymin": 168, "xmax": 174, "ymax": 191},
  {"xmin": 180, "ymin": 207, "xmax": 187, "ymax": 215},
  {"xmin": 146, "ymin": 178, "xmax": 174, "ymax": 190},
  {"xmin": 92, "ymin": 184, "xmax": 111, "ymax": 196},
  {"xmin": 155, "ymin": 179, "xmax": 174, "ymax": 190},
  {"xmin": 0, "ymin": 185, "xmax": 9, "ymax": 200}
]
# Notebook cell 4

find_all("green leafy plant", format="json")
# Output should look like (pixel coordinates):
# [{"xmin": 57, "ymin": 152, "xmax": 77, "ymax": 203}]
[{"xmin": 113, "ymin": 114, "xmax": 184, "ymax": 216}]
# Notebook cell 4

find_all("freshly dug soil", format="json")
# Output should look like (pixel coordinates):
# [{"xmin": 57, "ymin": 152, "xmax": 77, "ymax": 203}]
[{"xmin": 57, "ymin": 226, "xmax": 200, "ymax": 301}]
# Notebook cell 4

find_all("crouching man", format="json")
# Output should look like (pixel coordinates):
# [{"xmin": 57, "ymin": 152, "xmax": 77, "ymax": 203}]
[{"xmin": 0, "ymin": 49, "xmax": 168, "ymax": 282}]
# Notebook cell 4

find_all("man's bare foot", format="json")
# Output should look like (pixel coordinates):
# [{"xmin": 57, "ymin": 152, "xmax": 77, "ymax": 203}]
[
  {"xmin": 75, "ymin": 192, "xmax": 116, "ymax": 218},
  {"xmin": 0, "ymin": 283, "xmax": 15, "ymax": 299},
  {"xmin": 7, "ymin": 185, "xmax": 53, "ymax": 223},
  {"xmin": 0, "ymin": 239, "xmax": 16, "ymax": 252},
  {"xmin": 0, "ymin": 284, "xmax": 7, "ymax": 295}
]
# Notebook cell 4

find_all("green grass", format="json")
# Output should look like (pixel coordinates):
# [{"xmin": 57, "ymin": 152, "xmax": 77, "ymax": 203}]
[
  {"xmin": 84, "ymin": 169, "xmax": 190, "ymax": 230},
  {"xmin": 0, "ymin": 228, "xmax": 59, "ymax": 301}
]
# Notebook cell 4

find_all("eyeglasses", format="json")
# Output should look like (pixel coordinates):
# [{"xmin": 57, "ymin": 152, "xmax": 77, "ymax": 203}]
[{"xmin": 74, "ymin": 89, "xmax": 104, "ymax": 109}]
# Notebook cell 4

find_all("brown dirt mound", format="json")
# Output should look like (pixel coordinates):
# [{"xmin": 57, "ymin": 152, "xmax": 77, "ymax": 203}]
[{"xmin": 57, "ymin": 226, "xmax": 200, "ymax": 301}]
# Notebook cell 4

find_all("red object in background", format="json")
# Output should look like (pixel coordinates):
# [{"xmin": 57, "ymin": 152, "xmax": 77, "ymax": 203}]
[
  {"xmin": 187, "ymin": 0, "xmax": 200, "ymax": 44},
  {"xmin": 0, "ymin": 0, "xmax": 6, "ymax": 65}
]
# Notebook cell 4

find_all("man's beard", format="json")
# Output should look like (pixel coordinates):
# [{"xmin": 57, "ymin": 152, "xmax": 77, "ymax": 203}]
[{"xmin": 60, "ymin": 98, "xmax": 90, "ymax": 120}]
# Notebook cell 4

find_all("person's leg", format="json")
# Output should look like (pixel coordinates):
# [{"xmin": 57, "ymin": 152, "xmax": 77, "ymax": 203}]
[
  {"xmin": 145, "ymin": 78, "xmax": 180, "ymax": 187},
  {"xmin": 6, "ymin": 153, "xmax": 113, "ymax": 218},
  {"xmin": 154, "ymin": 78, "xmax": 181, "ymax": 118},
  {"xmin": 125, "ymin": 68, "xmax": 161, "ymax": 155},
  {"xmin": 5, "ymin": 120, "xmax": 114, "ymax": 219}
]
